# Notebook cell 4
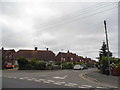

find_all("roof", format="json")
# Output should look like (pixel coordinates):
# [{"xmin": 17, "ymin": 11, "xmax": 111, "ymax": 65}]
[
  {"xmin": 14, "ymin": 49, "xmax": 55, "ymax": 61},
  {"xmin": 0, "ymin": 49, "xmax": 15, "ymax": 57}
]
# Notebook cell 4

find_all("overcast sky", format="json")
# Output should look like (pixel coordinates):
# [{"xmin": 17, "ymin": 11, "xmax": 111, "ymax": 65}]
[{"xmin": 0, "ymin": 0, "xmax": 119, "ymax": 60}]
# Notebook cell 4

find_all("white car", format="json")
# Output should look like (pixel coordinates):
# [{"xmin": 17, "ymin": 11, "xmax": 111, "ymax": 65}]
[{"xmin": 73, "ymin": 65, "xmax": 84, "ymax": 70}]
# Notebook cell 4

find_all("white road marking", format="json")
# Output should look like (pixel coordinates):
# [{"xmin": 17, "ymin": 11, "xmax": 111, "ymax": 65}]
[
  {"xmin": 27, "ymin": 78, "xmax": 34, "ymax": 81},
  {"xmin": 13, "ymin": 77, "xmax": 17, "ymax": 79},
  {"xmin": 57, "ymin": 81, "xmax": 66, "ymax": 84},
  {"xmin": 81, "ymin": 85, "xmax": 92, "ymax": 88},
  {"xmin": 39, "ymin": 79, "xmax": 45, "ymax": 81},
  {"xmin": 96, "ymin": 87, "xmax": 106, "ymax": 88},
  {"xmin": 78, "ymin": 85, "xmax": 92, "ymax": 88},
  {"xmin": 65, "ymin": 83, "xmax": 78, "ymax": 87},
  {"xmin": 34, "ymin": 79, "xmax": 41, "ymax": 82},
  {"xmin": 53, "ymin": 75, "xmax": 68, "ymax": 79},
  {"xmin": 68, "ymin": 83, "xmax": 78, "ymax": 86},
  {"xmin": 43, "ymin": 81, "xmax": 50, "ymax": 83},
  {"xmin": 78, "ymin": 86, "xmax": 88, "ymax": 88},
  {"xmin": 19, "ymin": 78, "xmax": 25, "ymax": 80},
  {"xmin": 53, "ymin": 82, "xmax": 62, "ymax": 85},
  {"xmin": 47, "ymin": 80, "xmax": 55, "ymax": 83}
]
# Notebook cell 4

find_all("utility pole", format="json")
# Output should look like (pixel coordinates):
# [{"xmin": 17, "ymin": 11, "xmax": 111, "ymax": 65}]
[{"xmin": 104, "ymin": 20, "xmax": 111, "ymax": 75}]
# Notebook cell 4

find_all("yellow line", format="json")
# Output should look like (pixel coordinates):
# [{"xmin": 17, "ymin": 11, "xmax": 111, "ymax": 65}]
[{"xmin": 79, "ymin": 72, "xmax": 118, "ymax": 88}]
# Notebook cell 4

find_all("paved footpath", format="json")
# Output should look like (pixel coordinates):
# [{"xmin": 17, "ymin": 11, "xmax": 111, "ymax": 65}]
[{"xmin": 85, "ymin": 68, "xmax": 119, "ymax": 88}]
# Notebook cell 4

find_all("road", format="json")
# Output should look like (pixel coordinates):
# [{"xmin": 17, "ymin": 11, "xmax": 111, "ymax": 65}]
[{"xmin": 2, "ymin": 68, "xmax": 118, "ymax": 88}]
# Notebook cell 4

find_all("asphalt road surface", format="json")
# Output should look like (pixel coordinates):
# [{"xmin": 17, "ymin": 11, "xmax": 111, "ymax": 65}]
[{"xmin": 2, "ymin": 68, "xmax": 117, "ymax": 88}]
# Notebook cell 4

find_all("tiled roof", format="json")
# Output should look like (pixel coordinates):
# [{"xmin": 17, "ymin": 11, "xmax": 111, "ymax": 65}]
[
  {"xmin": 14, "ymin": 49, "xmax": 55, "ymax": 61},
  {"xmin": 0, "ymin": 49, "xmax": 15, "ymax": 56}
]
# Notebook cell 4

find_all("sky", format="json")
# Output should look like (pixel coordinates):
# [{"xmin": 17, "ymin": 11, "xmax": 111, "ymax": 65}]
[{"xmin": 0, "ymin": 0, "xmax": 119, "ymax": 61}]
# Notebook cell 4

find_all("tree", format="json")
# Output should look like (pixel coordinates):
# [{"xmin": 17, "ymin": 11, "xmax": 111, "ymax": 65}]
[
  {"xmin": 99, "ymin": 41, "xmax": 112, "ymax": 61},
  {"xmin": 17, "ymin": 57, "xmax": 28, "ymax": 70},
  {"xmin": 99, "ymin": 41, "xmax": 112, "ymax": 74},
  {"xmin": 2, "ymin": 56, "xmax": 6, "ymax": 70}
]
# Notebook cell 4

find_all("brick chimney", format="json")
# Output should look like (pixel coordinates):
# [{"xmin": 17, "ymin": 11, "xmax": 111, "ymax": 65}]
[
  {"xmin": 35, "ymin": 47, "xmax": 37, "ymax": 51},
  {"xmin": 2, "ymin": 47, "xmax": 4, "ymax": 51}
]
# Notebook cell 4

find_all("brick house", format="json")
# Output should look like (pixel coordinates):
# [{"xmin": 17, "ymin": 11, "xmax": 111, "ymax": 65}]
[
  {"xmin": 1, "ymin": 47, "xmax": 15, "ymax": 65},
  {"xmin": 77, "ymin": 56, "xmax": 86, "ymax": 63},
  {"xmin": 55, "ymin": 51, "xmax": 80, "ymax": 63},
  {"xmin": 13, "ymin": 47, "xmax": 55, "ymax": 64}
]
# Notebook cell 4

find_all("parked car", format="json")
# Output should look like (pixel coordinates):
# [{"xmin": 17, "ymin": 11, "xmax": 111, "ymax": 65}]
[
  {"xmin": 81, "ymin": 64, "xmax": 88, "ymax": 69},
  {"xmin": 6, "ymin": 63, "xmax": 14, "ymax": 69},
  {"xmin": 73, "ymin": 65, "xmax": 84, "ymax": 70}
]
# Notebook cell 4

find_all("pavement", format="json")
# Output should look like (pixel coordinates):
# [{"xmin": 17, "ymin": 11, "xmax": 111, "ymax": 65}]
[{"xmin": 84, "ymin": 68, "xmax": 119, "ymax": 88}]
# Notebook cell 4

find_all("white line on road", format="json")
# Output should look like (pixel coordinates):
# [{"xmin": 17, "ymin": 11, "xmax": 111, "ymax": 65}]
[
  {"xmin": 27, "ymin": 78, "xmax": 34, "ymax": 81},
  {"xmin": 78, "ymin": 85, "xmax": 92, "ymax": 88},
  {"xmin": 81, "ymin": 85, "xmax": 92, "ymax": 88},
  {"xmin": 24, "ymin": 77, "xmax": 29, "ymax": 79},
  {"xmin": 96, "ymin": 87, "xmax": 107, "ymax": 88},
  {"xmin": 19, "ymin": 78, "xmax": 25, "ymax": 80},
  {"xmin": 53, "ymin": 75, "xmax": 68, "ymax": 79},
  {"xmin": 13, "ymin": 77, "xmax": 17, "ymax": 79},
  {"xmin": 67, "ymin": 83, "xmax": 78, "ymax": 86},
  {"xmin": 78, "ymin": 86, "xmax": 89, "ymax": 88},
  {"xmin": 34, "ymin": 79, "xmax": 41, "ymax": 82},
  {"xmin": 53, "ymin": 82, "xmax": 62, "ymax": 85},
  {"xmin": 39, "ymin": 79, "xmax": 45, "ymax": 81},
  {"xmin": 47, "ymin": 80, "xmax": 55, "ymax": 83},
  {"xmin": 43, "ymin": 81, "xmax": 50, "ymax": 83}
]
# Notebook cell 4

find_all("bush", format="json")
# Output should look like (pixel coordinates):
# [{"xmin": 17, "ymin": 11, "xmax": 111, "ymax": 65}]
[
  {"xmin": 17, "ymin": 57, "xmax": 46, "ymax": 70},
  {"xmin": 46, "ymin": 63, "xmax": 53, "ymax": 70},
  {"xmin": 34, "ymin": 61, "xmax": 46, "ymax": 70},
  {"xmin": 74, "ymin": 62, "xmax": 85, "ymax": 65},
  {"xmin": 17, "ymin": 57, "xmax": 29, "ymax": 70},
  {"xmin": 62, "ymin": 62, "xmax": 74, "ymax": 69}
]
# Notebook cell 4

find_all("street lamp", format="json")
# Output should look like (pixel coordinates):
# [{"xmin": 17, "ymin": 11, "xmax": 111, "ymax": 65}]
[
  {"xmin": 71, "ymin": 57, "xmax": 73, "ymax": 64},
  {"xmin": 60, "ymin": 49, "xmax": 63, "ymax": 69}
]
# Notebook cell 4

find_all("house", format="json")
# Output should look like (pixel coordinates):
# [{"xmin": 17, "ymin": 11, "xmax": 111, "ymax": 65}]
[
  {"xmin": 1, "ymin": 47, "xmax": 15, "ymax": 65},
  {"xmin": 13, "ymin": 47, "xmax": 55, "ymax": 63},
  {"xmin": 55, "ymin": 50, "xmax": 79, "ymax": 63},
  {"xmin": 77, "ymin": 56, "xmax": 86, "ymax": 63}
]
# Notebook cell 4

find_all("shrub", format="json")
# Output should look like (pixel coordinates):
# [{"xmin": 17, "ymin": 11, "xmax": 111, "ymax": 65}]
[
  {"xmin": 62, "ymin": 62, "xmax": 74, "ymax": 69},
  {"xmin": 74, "ymin": 62, "xmax": 85, "ymax": 65},
  {"xmin": 17, "ymin": 57, "xmax": 46, "ymax": 70},
  {"xmin": 17, "ymin": 57, "xmax": 29, "ymax": 70}
]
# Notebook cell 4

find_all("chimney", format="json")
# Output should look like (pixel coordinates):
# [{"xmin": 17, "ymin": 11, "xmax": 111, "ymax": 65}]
[
  {"xmin": 2, "ymin": 47, "xmax": 4, "ymax": 51},
  {"xmin": 35, "ymin": 47, "xmax": 37, "ymax": 51},
  {"xmin": 67, "ymin": 50, "xmax": 69, "ymax": 53},
  {"xmin": 46, "ymin": 48, "xmax": 48, "ymax": 51}
]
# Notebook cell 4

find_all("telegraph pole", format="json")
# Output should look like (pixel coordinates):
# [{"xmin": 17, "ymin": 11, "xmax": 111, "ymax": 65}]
[{"xmin": 104, "ymin": 20, "xmax": 111, "ymax": 75}]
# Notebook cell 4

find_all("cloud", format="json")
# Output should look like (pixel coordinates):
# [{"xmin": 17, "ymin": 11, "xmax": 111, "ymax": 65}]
[{"xmin": 1, "ymin": 1, "xmax": 118, "ymax": 60}]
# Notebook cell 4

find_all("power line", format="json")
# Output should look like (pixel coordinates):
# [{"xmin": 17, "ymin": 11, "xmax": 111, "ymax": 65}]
[
  {"xmin": 37, "ymin": 3, "xmax": 117, "ymax": 28},
  {"xmin": 35, "ymin": 5, "xmax": 117, "ymax": 33}
]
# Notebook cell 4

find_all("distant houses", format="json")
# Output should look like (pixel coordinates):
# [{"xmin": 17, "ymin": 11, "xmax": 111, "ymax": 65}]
[
  {"xmin": 1, "ymin": 47, "xmax": 96, "ymax": 68},
  {"xmin": 1, "ymin": 47, "xmax": 15, "ymax": 65}
]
